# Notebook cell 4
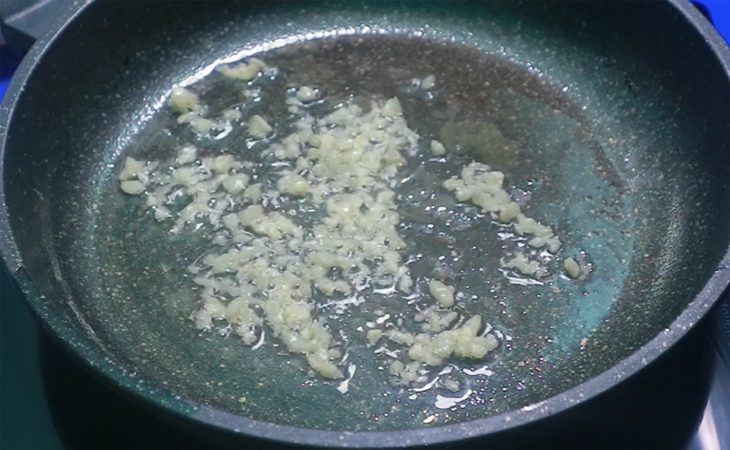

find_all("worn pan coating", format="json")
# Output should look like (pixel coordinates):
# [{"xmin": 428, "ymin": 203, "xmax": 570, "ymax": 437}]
[{"xmin": 1, "ymin": 1, "xmax": 729, "ymax": 448}]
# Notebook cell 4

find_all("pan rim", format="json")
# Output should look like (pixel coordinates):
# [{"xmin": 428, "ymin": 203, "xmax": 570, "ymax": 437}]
[{"xmin": 1, "ymin": 0, "xmax": 729, "ymax": 447}]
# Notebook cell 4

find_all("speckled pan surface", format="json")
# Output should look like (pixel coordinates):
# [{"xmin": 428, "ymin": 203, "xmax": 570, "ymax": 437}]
[{"xmin": 1, "ymin": 0, "xmax": 729, "ymax": 447}]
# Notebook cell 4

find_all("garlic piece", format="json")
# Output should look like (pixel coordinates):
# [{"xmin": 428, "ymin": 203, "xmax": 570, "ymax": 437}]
[
  {"xmin": 430, "ymin": 140, "xmax": 446, "ymax": 156},
  {"xmin": 248, "ymin": 114, "xmax": 273, "ymax": 139},
  {"xmin": 216, "ymin": 58, "xmax": 265, "ymax": 81},
  {"xmin": 169, "ymin": 86, "xmax": 201, "ymax": 113},
  {"xmin": 563, "ymin": 257, "xmax": 581, "ymax": 278},
  {"xmin": 429, "ymin": 279, "xmax": 456, "ymax": 308},
  {"xmin": 120, "ymin": 180, "xmax": 146, "ymax": 195}
]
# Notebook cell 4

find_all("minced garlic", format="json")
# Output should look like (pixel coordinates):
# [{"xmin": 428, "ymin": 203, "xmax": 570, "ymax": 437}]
[
  {"xmin": 276, "ymin": 173, "xmax": 309, "ymax": 197},
  {"xmin": 442, "ymin": 161, "xmax": 562, "ymax": 283},
  {"xmin": 407, "ymin": 316, "xmax": 498, "ymax": 366},
  {"xmin": 120, "ymin": 93, "xmax": 422, "ymax": 379},
  {"xmin": 296, "ymin": 86, "xmax": 319, "ymax": 102},
  {"xmin": 120, "ymin": 180, "xmax": 146, "ymax": 195},
  {"xmin": 416, "ymin": 308, "xmax": 458, "ymax": 333},
  {"xmin": 563, "ymin": 257, "xmax": 581, "ymax": 278},
  {"xmin": 428, "ymin": 279, "xmax": 456, "ymax": 308},
  {"xmin": 118, "ymin": 55, "xmax": 578, "ymax": 389},
  {"xmin": 504, "ymin": 253, "xmax": 541, "ymax": 277},
  {"xmin": 430, "ymin": 140, "xmax": 446, "ymax": 156},
  {"xmin": 421, "ymin": 75, "xmax": 436, "ymax": 90},
  {"xmin": 169, "ymin": 86, "xmax": 201, "ymax": 114},
  {"xmin": 118, "ymin": 157, "xmax": 145, "ymax": 181},
  {"xmin": 248, "ymin": 114, "xmax": 273, "ymax": 139},
  {"xmin": 366, "ymin": 329, "xmax": 383, "ymax": 345},
  {"xmin": 216, "ymin": 58, "xmax": 265, "ymax": 81}
]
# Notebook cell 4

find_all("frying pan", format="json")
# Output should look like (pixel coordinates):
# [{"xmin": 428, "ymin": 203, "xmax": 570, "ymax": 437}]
[{"xmin": 1, "ymin": 1, "xmax": 730, "ymax": 448}]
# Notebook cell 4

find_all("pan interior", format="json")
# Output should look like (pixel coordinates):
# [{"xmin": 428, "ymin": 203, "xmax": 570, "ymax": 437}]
[
  {"xmin": 82, "ymin": 34, "xmax": 634, "ymax": 430},
  {"xmin": 4, "ymin": 0, "xmax": 730, "ymax": 434}
]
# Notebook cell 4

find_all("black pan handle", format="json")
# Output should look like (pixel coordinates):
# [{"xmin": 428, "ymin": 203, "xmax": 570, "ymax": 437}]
[{"xmin": 0, "ymin": 0, "xmax": 69, "ymax": 54}]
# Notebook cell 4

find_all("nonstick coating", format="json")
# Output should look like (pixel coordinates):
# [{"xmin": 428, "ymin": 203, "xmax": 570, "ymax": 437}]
[{"xmin": 1, "ymin": 0, "xmax": 729, "ymax": 447}]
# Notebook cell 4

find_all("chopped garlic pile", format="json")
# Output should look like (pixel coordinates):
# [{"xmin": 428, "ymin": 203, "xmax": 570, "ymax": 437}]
[
  {"xmin": 442, "ymin": 161, "xmax": 563, "ymax": 279},
  {"xmin": 122, "ymin": 86, "xmax": 488, "ymax": 379},
  {"xmin": 118, "ymin": 57, "xmax": 579, "ymax": 388},
  {"xmin": 384, "ymin": 315, "xmax": 498, "ymax": 384},
  {"xmin": 443, "ymin": 162, "xmax": 521, "ymax": 224},
  {"xmin": 120, "ymin": 95, "xmax": 428, "ymax": 379}
]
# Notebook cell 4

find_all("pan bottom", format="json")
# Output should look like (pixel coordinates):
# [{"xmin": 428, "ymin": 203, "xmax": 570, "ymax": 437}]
[{"xmin": 70, "ymin": 33, "xmax": 634, "ymax": 431}]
